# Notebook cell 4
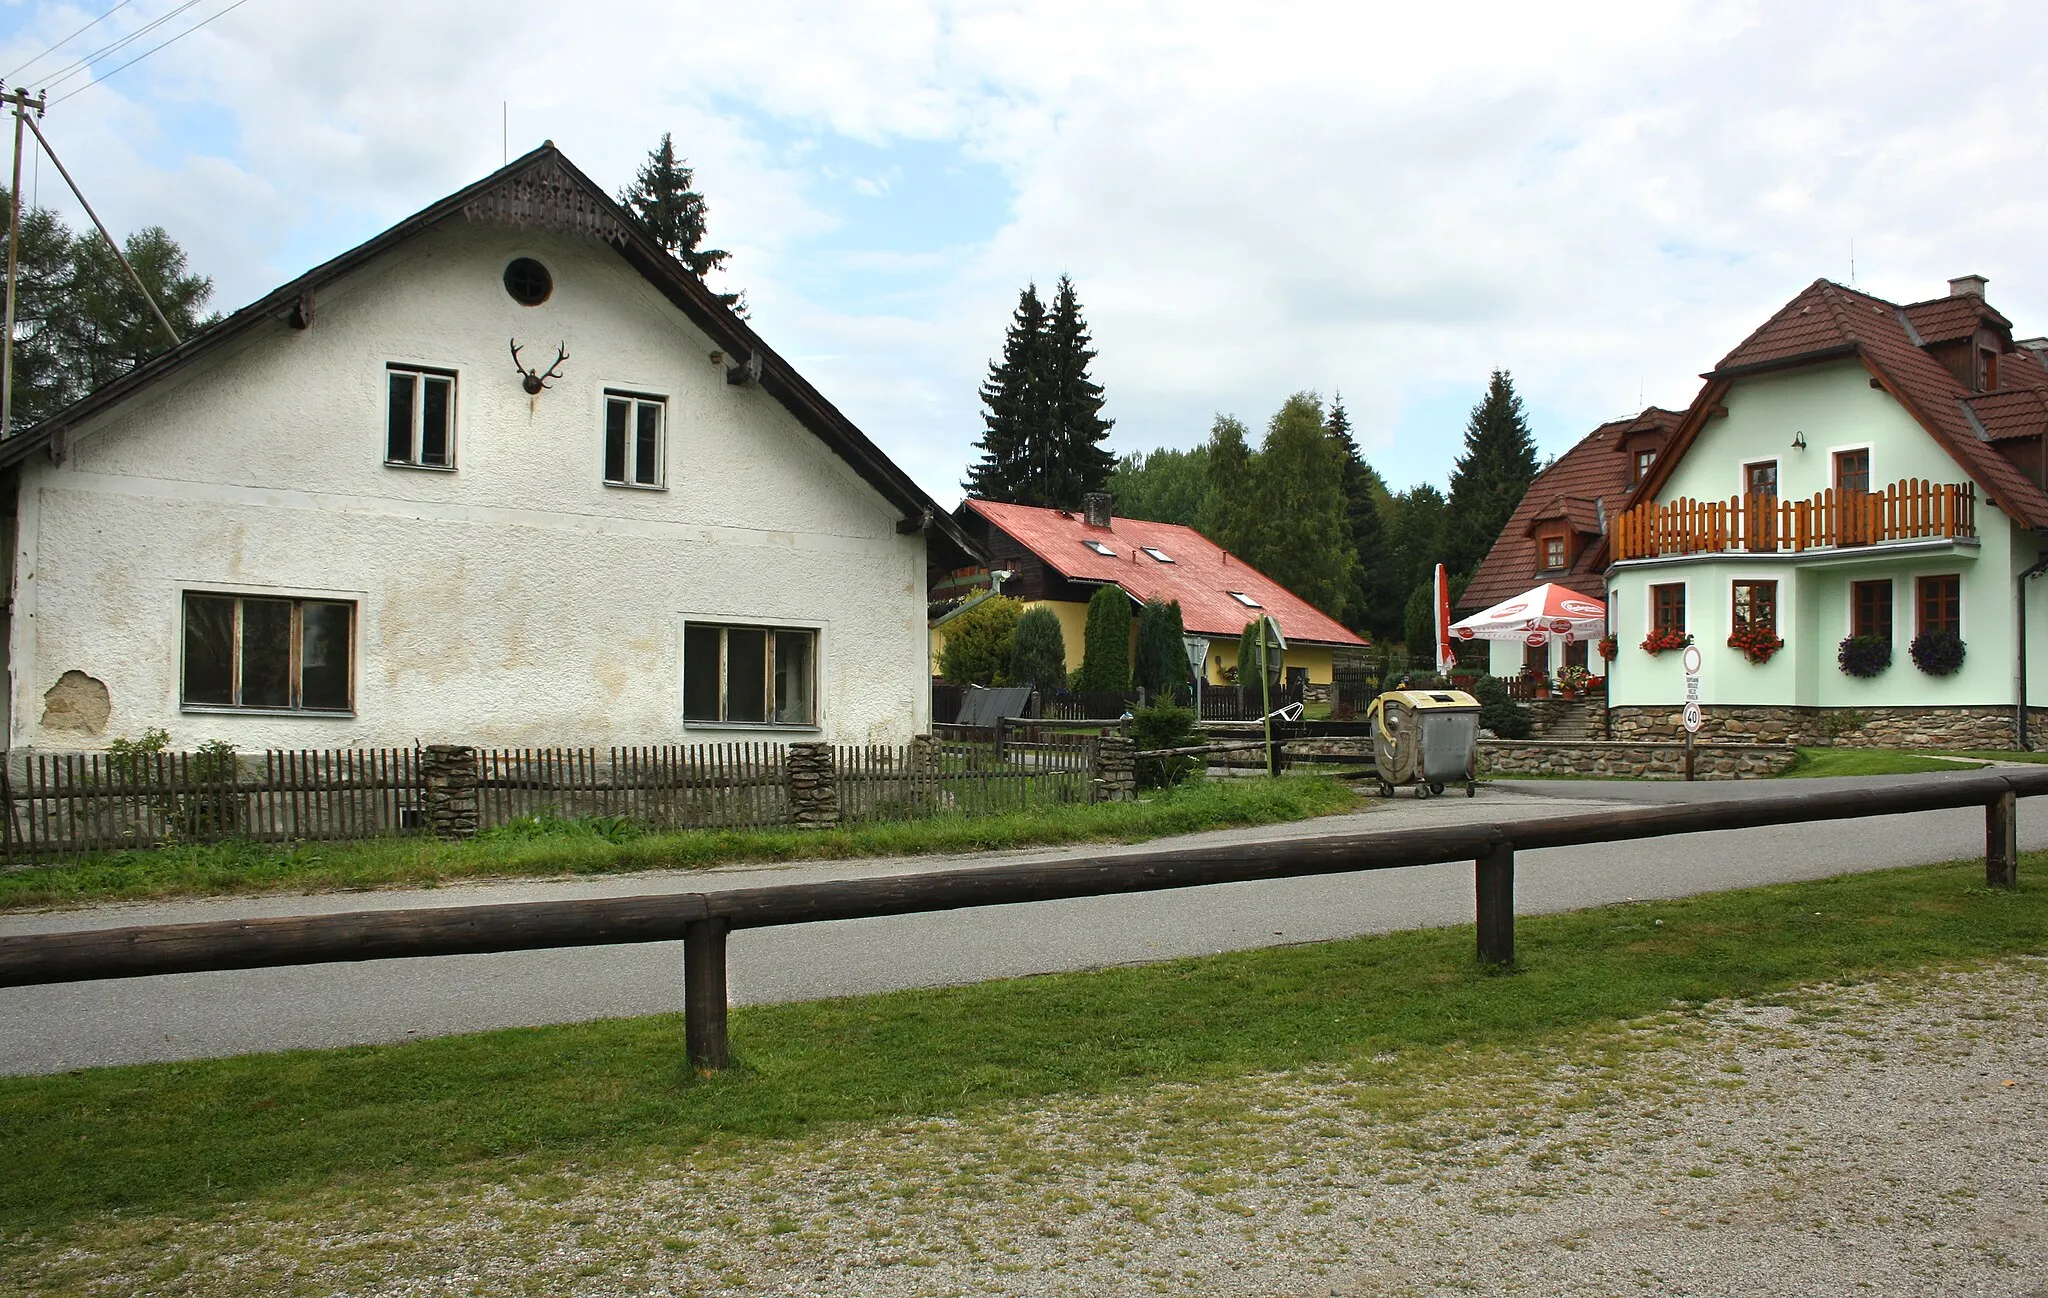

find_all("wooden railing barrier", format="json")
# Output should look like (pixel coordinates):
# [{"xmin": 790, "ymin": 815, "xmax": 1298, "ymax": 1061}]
[
  {"xmin": 1610, "ymin": 478, "xmax": 1977, "ymax": 562},
  {"xmin": 2, "ymin": 769, "xmax": 2041, "ymax": 1073}
]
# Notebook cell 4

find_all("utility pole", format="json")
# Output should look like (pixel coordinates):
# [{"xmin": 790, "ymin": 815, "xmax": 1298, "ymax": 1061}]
[{"xmin": 1, "ymin": 84, "xmax": 46, "ymax": 442}]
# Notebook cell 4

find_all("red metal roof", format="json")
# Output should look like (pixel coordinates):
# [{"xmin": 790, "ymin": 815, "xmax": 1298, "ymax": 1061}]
[{"xmin": 964, "ymin": 498, "xmax": 1368, "ymax": 646}]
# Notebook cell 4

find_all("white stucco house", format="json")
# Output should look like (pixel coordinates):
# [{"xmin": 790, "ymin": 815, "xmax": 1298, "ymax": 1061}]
[{"xmin": 0, "ymin": 144, "xmax": 979, "ymax": 752}]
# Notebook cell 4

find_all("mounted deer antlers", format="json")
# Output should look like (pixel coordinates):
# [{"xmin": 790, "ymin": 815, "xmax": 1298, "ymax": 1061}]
[{"xmin": 510, "ymin": 339, "xmax": 569, "ymax": 395}]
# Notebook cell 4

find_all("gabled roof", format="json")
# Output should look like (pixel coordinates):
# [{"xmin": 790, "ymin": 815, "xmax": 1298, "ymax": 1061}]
[
  {"xmin": 963, "ymin": 498, "xmax": 1367, "ymax": 647},
  {"xmin": 0, "ymin": 143, "xmax": 979, "ymax": 567},
  {"xmin": 1902, "ymin": 293, "xmax": 2011, "ymax": 346},
  {"xmin": 1639, "ymin": 279, "xmax": 2048, "ymax": 531},
  {"xmin": 1459, "ymin": 407, "xmax": 1680, "ymax": 614}
]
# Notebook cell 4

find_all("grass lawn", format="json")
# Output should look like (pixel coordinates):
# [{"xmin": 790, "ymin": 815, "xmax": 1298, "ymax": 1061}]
[
  {"xmin": 1780, "ymin": 748, "xmax": 1988, "ymax": 778},
  {"xmin": 2, "ymin": 850, "xmax": 2042, "ymax": 1240},
  {"xmin": 0, "ymin": 776, "xmax": 1359, "ymax": 912}
]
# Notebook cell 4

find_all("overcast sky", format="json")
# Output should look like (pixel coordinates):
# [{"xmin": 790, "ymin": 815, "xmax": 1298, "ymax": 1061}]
[{"xmin": 1, "ymin": 0, "xmax": 2043, "ymax": 503}]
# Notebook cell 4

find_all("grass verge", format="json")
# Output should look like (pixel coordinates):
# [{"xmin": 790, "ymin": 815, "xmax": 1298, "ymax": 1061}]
[
  {"xmin": 2, "ymin": 850, "xmax": 2042, "ymax": 1238},
  {"xmin": 1781, "ymin": 748, "xmax": 1988, "ymax": 778},
  {"xmin": 0, "ymin": 775, "xmax": 1358, "ymax": 912}
]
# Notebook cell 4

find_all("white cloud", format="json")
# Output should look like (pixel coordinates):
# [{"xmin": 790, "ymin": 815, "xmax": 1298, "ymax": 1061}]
[{"xmin": 1, "ymin": 0, "xmax": 2044, "ymax": 499}]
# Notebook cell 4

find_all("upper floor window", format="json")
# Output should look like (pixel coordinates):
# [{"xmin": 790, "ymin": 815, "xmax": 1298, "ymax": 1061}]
[
  {"xmin": 1081, "ymin": 539, "xmax": 1115, "ymax": 557},
  {"xmin": 683, "ymin": 623, "xmax": 815, "ymax": 726},
  {"xmin": 1852, "ymin": 579, "xmax": 1893, "ymax": 641},
  {"xmin": 1633, "ymin": 448, "xmax": 1656, "ymax": 485},
  {"xmin": 1743, "ymin": 459, "xmax": 1779, "ymax": 502},
  {"xmin": 183, "ymin": 592, "xmax": 354, "ymax": 713},
  {"xmin": 604, "ymin": 391, "xmax": 666, "ymax": 489},
  {"xmin": 1651, "ymin": 582, "xmax": 1686, "ymax": 634},
  {"xmin": 1917, "ymin": 574, "xmax": 1961, "ymax": 637},
  {"xmin": 1541, "ymin": 534, "xmax": 1567, "ymax": 571},
  {"xmin": 1141, "ymin": 546, "xmax": 1174, "ymax": 563},
  {"xmin": 1834, "ymin": 448, "xmax": 1870, "ymax": 495},
  {"xmin": 386, "ymin": 366, "xmax": 455, "ymax": 469},
  {"xmin": 1227, "ymin": 591, "xmax": 1262, "ymax": 608}
]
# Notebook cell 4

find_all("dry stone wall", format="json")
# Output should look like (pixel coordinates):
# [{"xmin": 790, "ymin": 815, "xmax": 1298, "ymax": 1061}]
[
  {"xmin": 1478, "ymin": 739, "xmax": 1798, "ymax": 780},
  {"xmin": 1608, "ymin": 705, "xmax": 2022, "ymax": 750}
]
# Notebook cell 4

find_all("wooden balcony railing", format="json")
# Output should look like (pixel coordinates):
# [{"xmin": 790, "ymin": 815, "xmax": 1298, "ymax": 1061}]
[{"xmin": 1610, "ymin": 478, "xmax": 1977, "ymax": 562}]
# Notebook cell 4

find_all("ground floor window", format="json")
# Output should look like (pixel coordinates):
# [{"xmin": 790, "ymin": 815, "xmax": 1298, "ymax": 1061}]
[
  {"xmin": 1651, "ymin": 583, "xmax": 1686, "ymax": 634},
  {"xmin": 683, "ymin": 624, "xmax": 816, "ymax": 726},
  {"xmin": 182, "ymin": 593, "xmax": 354, "ymax": 712},
  {"xmin": 1732, "ymin": 579, "xmax": 1777, "ymax": 631},
  {"xmin": 1564, "ymin": 640, "xmax": 1589, "ymax": 671},
  {"xmin": 1852, "ymin": 579, "xmax": 1893, "ymax": 640},
  {"xmin": 1916, "ymin": 574, "xmax": 1961, "ymax": 636},
  {"xmin": 1523, "ymin": 643, "xmax": 1548, "ymax": 676}
]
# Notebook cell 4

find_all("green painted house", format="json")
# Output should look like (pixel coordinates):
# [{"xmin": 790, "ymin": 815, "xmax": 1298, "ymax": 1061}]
[{"xmin": 1601, "ymin": 275, "xmax": 2048, "ymax": 749}]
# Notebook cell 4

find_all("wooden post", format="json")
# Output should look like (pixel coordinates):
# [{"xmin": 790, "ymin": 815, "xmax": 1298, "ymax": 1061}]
[
  {"xmin": 1987, "ymin": 789, "xmax": 2018, "ymax": 889},
  {"xmin": 1475, "ymin": 839, "xmax": 1515, "ymax": 966},
  {"xmin": 684, "ymin": 917, "xmax": 730, "ymax": 1072}
]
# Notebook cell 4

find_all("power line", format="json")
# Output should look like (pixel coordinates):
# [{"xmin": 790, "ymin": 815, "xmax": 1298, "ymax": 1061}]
[
  {"xmin": 42, "ymin": 0, "xmax": 210, "ymax": 94},
  {"xmin": 2, "ymin": 0, "xmax": 139, "ymax": 85},
  {"xmin": 49, "ymin": 0, "xmax": 257, "ymax": 106}
]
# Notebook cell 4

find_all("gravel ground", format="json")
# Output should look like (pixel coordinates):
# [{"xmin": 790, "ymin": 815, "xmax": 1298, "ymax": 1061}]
[{"xmin": 11, "ymin": 957, "xmax": 2048, "ymax": 1297}]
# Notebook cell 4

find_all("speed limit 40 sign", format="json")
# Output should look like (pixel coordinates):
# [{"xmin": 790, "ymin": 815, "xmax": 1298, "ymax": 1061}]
[{"xmin": 1681, "ymin": 643, "xmax": 1702, "ymax": 734}]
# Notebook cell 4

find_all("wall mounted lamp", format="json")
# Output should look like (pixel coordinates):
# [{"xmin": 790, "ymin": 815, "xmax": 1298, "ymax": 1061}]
[{"xmin": 1791, "ymin": 430, "xmax": 1808, "ymax": 451}]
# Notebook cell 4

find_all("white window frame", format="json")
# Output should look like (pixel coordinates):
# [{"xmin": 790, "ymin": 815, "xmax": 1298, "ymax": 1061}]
[
  {"xmin": 384, "ymin": 364, "xmax": 457, "ymax": 471},
  {"xmin": 1646, "ymin": 579, "xmax": 1688, "ymax": 636},
  {"xmin": 604, "ymin": 390, "xmax": 668, "ymax": 490},
  {"xmin": 179, "ymin": 588, "xmax": 359, "ymax": 716},
  {"xmin": 681, "ymin": 621, "xmax": 821, "ymax": 729}
]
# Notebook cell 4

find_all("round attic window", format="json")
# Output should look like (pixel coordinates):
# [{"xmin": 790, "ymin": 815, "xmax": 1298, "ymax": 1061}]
[{"xmin": 503, "ymin": 257, "xmax": 552, "ymax": 306}]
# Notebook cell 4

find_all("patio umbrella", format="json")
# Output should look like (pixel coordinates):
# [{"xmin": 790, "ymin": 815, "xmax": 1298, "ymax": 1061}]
[{"xmin": 1450, "ymin": 583, "xmax": 1607, "ymax": 646}]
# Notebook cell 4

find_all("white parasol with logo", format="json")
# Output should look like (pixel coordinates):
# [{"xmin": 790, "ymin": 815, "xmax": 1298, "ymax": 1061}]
[{"xmin": 1449, "ymin": 583, "xmax": 1607, "ymax": 647}]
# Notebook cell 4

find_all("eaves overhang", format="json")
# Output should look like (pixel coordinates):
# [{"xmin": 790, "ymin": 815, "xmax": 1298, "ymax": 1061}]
[
  {"xmin": 1606, "ymin": 535, "xmax": 1981, "ymax": 576},
  {"xmin": 1701, "ymin": 343, "xmax": 1861, "ymax": 383}
]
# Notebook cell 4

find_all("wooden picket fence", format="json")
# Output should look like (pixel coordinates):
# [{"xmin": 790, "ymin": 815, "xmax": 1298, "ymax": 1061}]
[
  {"xmin": 476, "ymin": 744, "xmax": 788, "ymax": 830},
  {"xmin": 1610, "ymin": 478, "xmax": 1977, "ymax": 561},
  {"xmin": 935, "ymin": 736, "xmax": 1095, "ymax": 816}
]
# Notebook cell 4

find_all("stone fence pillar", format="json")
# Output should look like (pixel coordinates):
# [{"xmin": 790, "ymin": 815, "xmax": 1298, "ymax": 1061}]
[
  {"xmin": 786, "ymin": 741, "xmax": 841, "ymax": 828},
  {"xmin": 421, "ymin": 744, "xmax": 479, "ymax": 840},
  {"xmin": 1092, "ymin": 735, "xmax": 1137, "ymax": 803}
]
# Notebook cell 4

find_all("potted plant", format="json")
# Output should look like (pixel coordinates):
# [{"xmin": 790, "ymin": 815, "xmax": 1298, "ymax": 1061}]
[
  {"xmin": 1837, "ymin": 634, "xmax": 1892, "ymax": 679},
  {"xmin": 1727, "ymin": 623, "xmax": 1785, "ymax": 665},
  {"xmin": 1908, "ymin": 629, "xmax": 1966, "ymax": 677},
  {"xmin": 1596, "ymin": 635, "xmax": 1618, "ymax": 662},
  {"xmin": 1640, "ymin": 629, "xmax": 1693, "ymax": 656},
  {"xmin": 1557, "ymin": 664, "xmax": 1594, "ymax": 697}
]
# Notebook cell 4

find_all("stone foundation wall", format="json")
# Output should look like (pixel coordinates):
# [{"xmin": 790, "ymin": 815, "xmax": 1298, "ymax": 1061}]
[
  {"xmin": 1092, "ymin": 735, "xmax": 1137, "ymax": 802},
  {"xmin": 1478, "ymin": 739, "xmax": 1798, "ymax": 780},
  {"xmin": 1608, "ymin": 705, "xmax": 2026, "ymax": 750}
]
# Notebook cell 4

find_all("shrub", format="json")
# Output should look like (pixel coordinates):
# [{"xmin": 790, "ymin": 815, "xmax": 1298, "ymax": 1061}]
[
  {"xmin": 1908, "ymin": 629, "xmax": 1966, "ymax": 677},
  {"xmin": 1134, "ymin": 599, "xmax": 1189, "ymax": 701},
  {"xmin": 938, "ymin": 595, "xmax": 1023, "ymax": 686},
  {"xmin": 1075, "ymin": 584, "xmax": 1133, "ymax": 692},
  {"xmin": 1837, "ymin": 634, "xmax": 1892, "ymax": 679},
  {"xmin": 1468, "ymin": 674, "xmax": 1533, "ymax": 740},
  {"xmin": 1008, "ymin": 606, "xmax": 1068, "ymax": 692},
  {"xmin": 1237, "ymin": 617, "xmax": 1283, "ymax": 687},
  {"xmin": 1129, "ymin": 702, "xmax": 1205, "ymax": 788}
]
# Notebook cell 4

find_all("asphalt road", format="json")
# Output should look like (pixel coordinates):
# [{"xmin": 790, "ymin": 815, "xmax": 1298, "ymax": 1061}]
[{"xmin": 2, "ymin": 772, "xmax": 2040, "ymax": 1077}]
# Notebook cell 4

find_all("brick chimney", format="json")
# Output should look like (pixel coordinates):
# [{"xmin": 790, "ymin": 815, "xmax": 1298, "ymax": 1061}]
[
  {"xmin": 1949, "ymin": 274, "xmax": 1989, "ymax": 299},
  {"xmin": 1082, "ymin": 492, "xmax": 1113, "ymax": 528}
]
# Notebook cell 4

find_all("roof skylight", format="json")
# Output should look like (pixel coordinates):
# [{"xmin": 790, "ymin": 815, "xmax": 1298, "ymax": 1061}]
[
  {"xmin": 1227, "ymin": 591, "xmax": 1262, "ymax": 607},
  {"xmin": 1082, "ymin": 539, "xmax": 1115, "ymax": 557},
  {"xmin": 1142, "ymin": 546, "xmax": 1174, "ymax": 563}
]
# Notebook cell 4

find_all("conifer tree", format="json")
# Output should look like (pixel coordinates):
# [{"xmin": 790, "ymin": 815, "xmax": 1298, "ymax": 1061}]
[
  {"xmin": 1443, "ymin": 369, "xmax": 1539, "ymax": 578},
  {"xmin": 619, "ymin": 133, "xmax": 742, "ymax": 310},
  {"xmin": 1041, "ymin": 274, "xmax": 1115, "ymax": 504},
  {"xmin": 1197, "ymin": 414, "xmax": 1259, "ymax": 557},
  {"xmin": 963, "ymin": 283, "xmax": 1048, "ymax": 502},
  {"xmin": 1075, "ymin": 584, "xmax": 1133, "ymax": 692},
  {"xmin": 1134, "ymin": 599, "xmax": 1189, "ymax": 701},
  {"xmin": 1233, "ymin": 393, "xmax": 1355, "ymax": 619},
  {"xmin": 1327, "ymin": 394, "xmax": 1398, "ymax": 639},
  {"xmin": 1008, "ymin": 605, "xmax": 1068, "ymax": 691}
]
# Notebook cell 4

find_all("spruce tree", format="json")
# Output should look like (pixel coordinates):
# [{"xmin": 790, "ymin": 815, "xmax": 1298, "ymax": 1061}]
[
  {"xmin": 1387, "ymin": 485, "xmax": 1448, "ymax": 656},
  {"xmin": 963, "ymin": 283, "xmax": 1048, "ymax": 502},
  {"xmin": 619, "ymin": 133, "xmax": 742, "ymax": 310},
  {"xmin": 1234, "ymin": 393, "xmax": 1355, "ymax": 619},
  {"xmin": 1444, "ymin": 369, "xmax": 1539, "ymax": 578},
  {"xmin": 1041, "ymin": 274, "xmax": 1115, "ymax": 505},
  {"xmin": 1327, "ymin": 394, "xmax": 1398, "ymax": 640},
  {"xmin": 1075, "ymin": 584, "xmax": 1133, "ymax": 692}
]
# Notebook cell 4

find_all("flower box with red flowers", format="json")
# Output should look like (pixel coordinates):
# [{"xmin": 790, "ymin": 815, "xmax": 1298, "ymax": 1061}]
[
  {"xmin": 1726, "ymin": 622, "xmax": 1785, "ymax": 665},
  {"xmin": 1596, "ymin": 635, "xmax": 1618, "ymax": 662},
  {"xmin": 1639, "ymin": 629, "xmax": 1693, "ymax": 656}
]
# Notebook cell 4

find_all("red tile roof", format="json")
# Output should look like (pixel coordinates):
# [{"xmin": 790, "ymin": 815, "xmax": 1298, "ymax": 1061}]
[
  {"xmin": 1459, "ymin": 407, "xmax": 1682, "ymax": 614},
  {"xmin": 1683, "ymin": 279, "xmax": 2048, "ymax": 530},
  {"xmin": 963, "ymin": 498, "xmax": 1368, "ymax": 646},
  {"xmin": 1903, "ymin": 293, "xmax": 2012, "ymax": 345}
]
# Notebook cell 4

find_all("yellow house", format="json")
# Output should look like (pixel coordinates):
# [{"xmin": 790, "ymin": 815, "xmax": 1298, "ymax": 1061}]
[{"xmin": 931, "ymin": 494, "xmax": 1367, "ymax": 685}]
